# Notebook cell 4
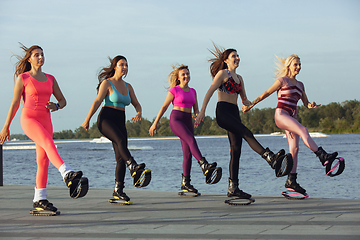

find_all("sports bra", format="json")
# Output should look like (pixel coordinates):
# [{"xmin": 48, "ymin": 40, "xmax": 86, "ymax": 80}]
[
  {"xmin": 168, "ymin": 85, "xmax": 196, "ymax": 109},
  {"xmin": 218, "ymin": 69, "xmax": 242, "ymax": 95},
  {"xmin": 104, "ymin": 80, "xmax": 131, "ymax": 108}
]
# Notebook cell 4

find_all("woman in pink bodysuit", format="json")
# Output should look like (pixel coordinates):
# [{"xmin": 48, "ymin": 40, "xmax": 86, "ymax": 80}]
[
  {"xmin": 243, "ymin": 54, "xmax": 338, "ymax": 196},
  {"xmin": 0, "ymin": 44, "xmax": 87, "ymax": 213}
]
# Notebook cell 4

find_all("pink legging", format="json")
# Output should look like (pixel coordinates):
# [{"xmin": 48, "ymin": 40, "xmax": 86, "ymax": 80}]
[
  {"xmin": 21, "ymin": 108, "xmax": 64, "ymax": 189},
  {"xmin": 275, "ymin": 108, "xmax": 318, "ymax": 172}
]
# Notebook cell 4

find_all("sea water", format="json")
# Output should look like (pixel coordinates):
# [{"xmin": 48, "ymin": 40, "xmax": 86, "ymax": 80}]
[{"xmin": 2, "ymin": 134, "xmax": 359, "ymax": 199}]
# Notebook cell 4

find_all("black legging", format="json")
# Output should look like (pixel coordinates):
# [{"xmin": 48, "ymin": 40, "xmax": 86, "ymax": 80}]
[
  {"xmin": 97, "ymin": 107, "xmax": 130, "ymax": 182},
  {"xmin": 216, "ymin": 101, "xmax": 265, "ymax": 181}
]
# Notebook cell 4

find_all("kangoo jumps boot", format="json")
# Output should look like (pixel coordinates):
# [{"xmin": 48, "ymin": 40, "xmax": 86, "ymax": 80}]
[
  {"xmin": 33, "ymin": 199, "xmax": 58, "ymax": 212},
  {"xmin": 125, "ymin": 157, "xmax": 145, "ymax": 177},
  {"xmin": 113, "ymin": 181, "xmax": 130, "ymax": 202},
  {"xmin": 261, "ymin": 148, "xmax": 285, "ymax": 169},
  {"xmin": 262, "ymin": 148, "xmax": 293, "ymax": 177},
  {"xmin": 315, "ymin": 147, "xmax": 338, "ymax": 166},
  {"xmin": 64, "ymin": 171, "xmax": 83, "ymax": 187},
  {"xmin": 198, "ymin": 157, "xmax": 217, "ymax": 176},
  {"xmin": 227, "ymin": 178, "xmax": 251, "ymax": 199},
  {"xmin": 181, "ymin": 174, "xmax": 198, "ymax": 193},
  {"xmin": 64, "ymin": 171, "xmax": 89, "ymax": 199},
  {"xmin": 285, "ymin": 173, "xmax": 307, "ymax": 195}
]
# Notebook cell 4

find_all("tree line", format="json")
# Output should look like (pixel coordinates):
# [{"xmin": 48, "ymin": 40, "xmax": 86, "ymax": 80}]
[{"xmin": 8, "ymin": 100, "xmax": 360, "ymax": 140}]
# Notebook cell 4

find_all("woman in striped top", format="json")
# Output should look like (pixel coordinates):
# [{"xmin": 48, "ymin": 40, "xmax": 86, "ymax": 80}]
[{"xmin": 242, "ymin": 54, "xmax": 338, "ymax": 196}]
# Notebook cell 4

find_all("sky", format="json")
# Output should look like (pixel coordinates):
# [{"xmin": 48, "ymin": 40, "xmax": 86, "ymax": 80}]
[{"xmin": 0, "ymin": 0, "xmax": 359, "ymax": 134}]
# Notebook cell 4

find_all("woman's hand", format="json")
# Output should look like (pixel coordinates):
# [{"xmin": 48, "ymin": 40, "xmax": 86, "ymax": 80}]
[
  {"xmin": 308, "ymin": 101, "xmax": 321, "ymax": 109},
  {"xmin": 242, "ymin": 105, "xmax": 252, "ymax": 113},
  {"xmin": 132, "ymin": 112, "xmax": 142, "ymax": 122},
  {"xmin": 193, "ymin": 113, "xmax": 200, "ymax": 128},
  {"xmin": 149, "ymin": 123, "xmax": 157, "ymax": 136},
  {"xmin": 46, "ymin": 102, "xmax": 59, "ymax": 112},
  {"xmin": 0, "ymin": 128, "xmax": 10, "ymax": 145},
  {"xmin": 82, "ymin": 120, "xmax": 89, "ymax": 130},
  {"xmin": 195, "ymin": 111, "xmax": 205, "ymax": 126},
  {"xmin": 242, "ymin": 99, "xmax": 251, "ymax": 106}
]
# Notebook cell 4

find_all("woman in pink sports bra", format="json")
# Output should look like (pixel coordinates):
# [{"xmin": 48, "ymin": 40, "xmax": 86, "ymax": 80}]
[
  {"xmin": 0, "ymin": 44, "xmax": 87, "ymax": 213},
  {"xmin": 149, "ymin": 65, "xmax": 221, "ymax": 195},
  {"xmin": 243, "ymin": 54, "xmax": 339, "ymax": 196}
]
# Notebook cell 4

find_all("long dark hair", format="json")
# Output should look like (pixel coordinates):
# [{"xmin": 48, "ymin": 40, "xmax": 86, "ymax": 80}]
[
  {"xmin": 13, "ymin": 43, "xmax": 43, "ymax": 80},
  {"xmin": 97, "ymin": 55, "xmax": 127, "ymax": 91},
  {"xmin": 208, "ymin": 43, "xmax": 236, "ymax": 78}
]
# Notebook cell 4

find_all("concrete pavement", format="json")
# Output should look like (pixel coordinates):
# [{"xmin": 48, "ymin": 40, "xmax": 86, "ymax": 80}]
[{"xmin": 0, "ymin": 185, "xmax": 359, "ymax": 239}]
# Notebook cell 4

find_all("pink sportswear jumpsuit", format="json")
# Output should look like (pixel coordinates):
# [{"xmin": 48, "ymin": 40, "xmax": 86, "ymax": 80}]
[{"xmin": 20, "ymin": 72, "xmax": 65, "ymax": 189}]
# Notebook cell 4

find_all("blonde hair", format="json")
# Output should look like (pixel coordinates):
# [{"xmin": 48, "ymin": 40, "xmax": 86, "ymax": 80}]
[
  {"xmin": 275, "ymin": 54, "xmax": 300, "ymax": 79},
  {"xmin": 167, "ymin": 64, "xmax": 189, "ymax": 89}
]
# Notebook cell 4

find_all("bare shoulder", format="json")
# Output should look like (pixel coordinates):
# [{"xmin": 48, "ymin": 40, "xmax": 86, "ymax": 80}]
[
  {"xmin": 126, "ymin": 82, "xmax": 135, "ymax": 91},
  {"xmin": 100, "ymin": 79, "xmax": 111, "ymax": 87},
  {"xmin": 216, "ymin": 69, "xmax": 229, "ymax": 81}
]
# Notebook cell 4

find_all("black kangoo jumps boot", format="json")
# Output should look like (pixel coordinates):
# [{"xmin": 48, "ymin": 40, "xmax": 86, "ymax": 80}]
[
  {"xmin": 227, "ymin": 178, "xmax": 251, "ymax": 199},
  {"xmin": 198, "ymin": 157, "xmax": 217, "ymax": 176},
  {"xmin": 285, "ymin": 173, "xmax": 307, "ymax": 195},
  {"xmin": 262, "ymin": 148, "xmax": 293, "ymax": 177},
  {"xmin": 125, "ymin": 157, "xmax": 145, "ymax": 177},
  {"xmin": 198, "ymin": 157, "xmax": 222, "ymax": 184},
  {"xmin": 64, "ymin": 171, "xmax": 83, "ymax": 187},
  {"xmin": 261, "ymin": 148, "xmax": 285, "ymax": 169},
  {"xmin": 33, "ymin": 199, "xmax": 58, "ymax": 212},
  {"xmin": 315, "ymin": 146, "xmax": 338, "ymax": 166},
  {"xmin": 181, "ymin": 174, "xmax": 198, "ymax": 193},
  {"xmin": 113, "ymin": 182, "xmax": 130, "ymax": 202}
]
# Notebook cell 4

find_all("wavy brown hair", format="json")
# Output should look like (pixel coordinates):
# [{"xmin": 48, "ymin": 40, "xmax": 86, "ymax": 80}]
[
  {"xmin": 97, "ymin": 55, "xmax": 127, "ymax": 91},
  {"xmin": 208, "ymin": 43, "xmax": 237, "ymax": 78},
  {"xmin": 13, "ymin": 43, "xmax": 43, "ymax": 80},
  {"xmin": 167, "ymin": 64, "xmax": 189, "ymax": 89}
]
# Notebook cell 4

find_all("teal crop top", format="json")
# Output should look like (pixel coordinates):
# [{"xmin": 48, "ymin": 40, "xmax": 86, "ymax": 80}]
[{"xmin": 104, "ymin": 80, "xmax": 131, "ymax": 108}]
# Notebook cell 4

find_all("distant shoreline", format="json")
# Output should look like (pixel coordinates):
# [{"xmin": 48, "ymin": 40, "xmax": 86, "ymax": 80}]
[{"xmin": 1, "ymin": 133, "xmax": 310, "ymax": 146}]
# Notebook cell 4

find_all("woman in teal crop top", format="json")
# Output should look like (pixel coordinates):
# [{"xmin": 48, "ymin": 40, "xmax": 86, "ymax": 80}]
[{"xmin": 83, "ymin": 55, "xmax": 151, "ymax": 202}]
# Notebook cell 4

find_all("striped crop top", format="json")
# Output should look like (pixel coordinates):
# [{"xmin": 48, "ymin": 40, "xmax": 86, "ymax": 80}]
[
  {"xmin": 218, "ymin": 69, "xmax": 242, "ymax": 95},
  {"xmin": 104, "ymin": 80, "xmax": 131, "ymax": 108},
  {"xmin": 276, "ymin": 76, "xmax": 304, "ymax": 117}
]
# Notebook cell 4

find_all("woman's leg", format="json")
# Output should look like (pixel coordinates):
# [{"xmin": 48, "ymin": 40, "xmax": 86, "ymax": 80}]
[
  {"xmin": 21, "ymin": 110, "xmax": 64, "ymax": 169},
  {"xmin": 97, "ymin": 108, "xmax": 130, "ymax": 182},
  {"xmin": 35, "ymin": 146, "xmax": 50, "ymax": 189},
  {"xmin": 216, "ymin": 102, "xmax": 251, "ymax": 198},
  {"xmin": 170, "ymin": 110, "xmax": 202, "ymax": 161},
  {"xmin": 21, "ymin": 110, "xmax": 65, "ymax": 192},
  {"xmin": 216, "ymin": 102, "xmax": 265, "ymax": 155},
  {"xmin": 275, "ymin": 109, "xmax": 318, "ymax": 152},
  {"xmin": 180, "ymin": 139, "xmax": 192, "ymax": 176},
  {"xmin": 227, "ymin": 131, "xmax": 242, "ymax": 181},
  {"xmin": 285, "ymin": 130, "xmax": 299, "ymax": 173}
]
